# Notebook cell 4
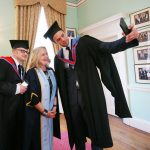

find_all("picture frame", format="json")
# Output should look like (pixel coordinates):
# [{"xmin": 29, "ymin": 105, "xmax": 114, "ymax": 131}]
[
  {"xmin": 66, "ymin": 28, "xmax": 77, "ymax": 39},
  {"xmin": 130, "ymin": 7, "xmax": 150, "ymax": 28},
  {"xmin": 137, "ymin": 27, "xmax": 150, "ymax": 47},
  {"xmin": 135, "ymin": 64, "xmax": 150, "ymax": 83},
  {"xmin": 134, "ymin": 46, "xmax": 150, "ymax": 64}
]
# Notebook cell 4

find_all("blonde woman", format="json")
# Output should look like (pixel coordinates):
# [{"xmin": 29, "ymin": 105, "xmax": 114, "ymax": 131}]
[{"xmin": 23, "ymin": 46, "xmax": 60, "ymax": 150}]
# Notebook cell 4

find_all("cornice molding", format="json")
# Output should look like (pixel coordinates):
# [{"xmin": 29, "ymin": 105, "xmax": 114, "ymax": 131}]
[
  {"xmin": 78, "ymin": 13, "xmax": 126, "ymax": 34},
  {"xmin": 66, "ymin": 0, "xmax": 86, "ymax": 7}
]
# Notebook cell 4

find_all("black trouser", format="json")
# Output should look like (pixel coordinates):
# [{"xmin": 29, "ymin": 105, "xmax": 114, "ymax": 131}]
[
  {"xmin": 66, "ymin": 69, "xmax": 103, "ymax": 150},
  {"xmin": 91, "ymin": 143, "xmax": 103, "ymax": 150},
  {"xmin": 75, "ymin": 141, "xmax": 103, "ymax": 150}
]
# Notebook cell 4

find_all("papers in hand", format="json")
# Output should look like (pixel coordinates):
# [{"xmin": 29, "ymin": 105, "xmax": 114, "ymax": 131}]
[{"xmin": 21, "ymin": 81, "xmax": 28, "ymax": 87}]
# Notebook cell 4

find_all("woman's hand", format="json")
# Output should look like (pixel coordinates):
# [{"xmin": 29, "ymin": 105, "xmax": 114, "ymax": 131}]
[
  {"xmin": 47, "ymin": 110, "xmax": 56, "ymax": 118},
  {"xmin": 52, "ymin": 106, "xmax": 57, "ymax": 113}
]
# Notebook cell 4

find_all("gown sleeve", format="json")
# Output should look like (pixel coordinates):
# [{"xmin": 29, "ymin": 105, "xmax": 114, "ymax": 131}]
[
  {"xmin": 0, "ymin": 60, "xmax": 16, "ymax": 95},
  {"xmin": 78, "ymin": 35, "xmax": 136, "ymax": 117},
  {"xmin": 81, "ymin": 35, "xmax": 139, "ymax": 54},
  {"xmin": 25, "ymin": 69, "xmax": 40, "ymax": 106}
]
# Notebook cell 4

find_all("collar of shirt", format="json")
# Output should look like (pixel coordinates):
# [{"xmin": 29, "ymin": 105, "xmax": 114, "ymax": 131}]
[
  {"xmin": 62, "ymin": 48, "xmax": 69, "ymax": 59},
  {"xmin": 62, "ymin": 38, "xmax": 72, "ymax": 59},
  {"xmin": 11, "ymin": 55, "xmax": 22, "ymax": 70},
  {"xmin": 68, "ymin": 38, "xmax": 72, "ymax": 49}
]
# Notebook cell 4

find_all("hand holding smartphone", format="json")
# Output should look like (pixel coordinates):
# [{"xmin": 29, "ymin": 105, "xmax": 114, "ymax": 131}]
[{"xmin": 120, "ymin": 17, "xmax": 131, "ymax": 35}]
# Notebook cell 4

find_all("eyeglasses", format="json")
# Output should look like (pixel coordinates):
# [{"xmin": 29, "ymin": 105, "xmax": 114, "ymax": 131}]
[{"xmin": 17, "ymin": 49, "xmax": 30, "ymax": 54}]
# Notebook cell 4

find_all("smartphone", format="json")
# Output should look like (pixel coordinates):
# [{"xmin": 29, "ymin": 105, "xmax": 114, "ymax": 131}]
[{"xmin": 120, "ymin": 17, "xmax": 131, "ymax": 35}]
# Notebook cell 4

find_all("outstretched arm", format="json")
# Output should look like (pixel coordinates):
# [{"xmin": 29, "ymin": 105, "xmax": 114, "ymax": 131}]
[
  {"xmin": 82, "ymin": 25, "xmax": 139, "ymax": 55},
  {"xmin": 99, "ymin": 25, "xmax": 139, "ymax": 54}
]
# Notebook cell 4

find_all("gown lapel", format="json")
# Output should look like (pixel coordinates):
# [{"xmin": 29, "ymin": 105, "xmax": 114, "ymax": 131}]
[{"xmin": 0, "ymin": 56, "xmax": 21, "ymax": 79}]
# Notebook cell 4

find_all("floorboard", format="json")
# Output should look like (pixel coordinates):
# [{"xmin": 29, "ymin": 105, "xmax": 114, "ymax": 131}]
[{"xmin": 60, "ymin": 114, "xmax": 150, "ymax": 150}]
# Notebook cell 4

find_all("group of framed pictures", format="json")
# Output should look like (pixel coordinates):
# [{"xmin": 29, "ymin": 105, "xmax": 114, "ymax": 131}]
[{"xmin": 130, "ymin": 7, "xmax": 150, "ymax": 83}]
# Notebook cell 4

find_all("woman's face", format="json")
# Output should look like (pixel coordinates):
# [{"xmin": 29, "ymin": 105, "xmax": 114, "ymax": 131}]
[{"xmin": 39, "ymin": 49, "xmax": 49, "ymax": 67}]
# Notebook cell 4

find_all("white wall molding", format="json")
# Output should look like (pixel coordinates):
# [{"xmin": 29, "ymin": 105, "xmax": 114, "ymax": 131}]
[
  {"xmin": 67, "ymin": 0, "xmax": 86, "ymax": 7},
  {"xmin": 78, "ymin": 13, "xmax": 126, "ymax": 35},
  {"xmin": 127, "ymin": 86, "xmax": 150, "ymax": 93},
  {"xmin": 124, "ymin": 118, "xmax": 150, "ymax": 133}
]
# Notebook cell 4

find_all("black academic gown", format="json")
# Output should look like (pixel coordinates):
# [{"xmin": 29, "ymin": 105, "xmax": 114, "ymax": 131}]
[
  {"xmin": 23, "ymin": 68, "xmax": 60, "ymax": 150},
  {"xmin": 0, "ymin": 57, "xmax": 24, "ymax": 150},
  {"xmin": 54, "ymin": 35, "xmax": 139, "ymax": 149}
]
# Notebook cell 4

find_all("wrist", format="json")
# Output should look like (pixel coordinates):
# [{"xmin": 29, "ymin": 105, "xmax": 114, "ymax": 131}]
[
  {"xmin": 53, "ymin": 104, "xmax": 57, "ymax": 107},
  {"xmin": 41, "ymin": 109, "xmax": 48, "ymax": 117}
]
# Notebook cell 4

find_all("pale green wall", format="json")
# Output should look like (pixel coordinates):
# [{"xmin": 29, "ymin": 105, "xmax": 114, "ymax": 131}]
[
  {"xmin": 130, "ymin": 91, "xmax": 150, "ymax": 121},
  {"xmin": 0, "ymin": 0, "xmax": 15, "ymax": 55},
  {"xmin": 77, "ymin": 0, "xmax": 150, "ymax": 30},
  {"xmin": 66, "ymin": 6, "xmax": 78, "ymax": 30},
  {"xmin": 66, "ymin": 0, "xmax": 150, "ymax": 122}
]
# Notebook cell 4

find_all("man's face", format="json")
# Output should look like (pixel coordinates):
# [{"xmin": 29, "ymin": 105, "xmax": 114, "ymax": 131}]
[
  {"xmin": 53, "ymin": 30, "xmax": 69, "ymax": 47},
  {"xmin": 13, "ymin": 48, "xmax": 29, "ymax": 63}
]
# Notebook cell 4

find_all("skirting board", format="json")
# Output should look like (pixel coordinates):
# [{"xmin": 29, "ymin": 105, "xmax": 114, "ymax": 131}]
[{"xmin": 123, "ymin": 118, "xmax": 150, "ymax": 133}]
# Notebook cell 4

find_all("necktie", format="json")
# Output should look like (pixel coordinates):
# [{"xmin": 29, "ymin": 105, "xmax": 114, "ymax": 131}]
[
  {"xmin": 66, "ymin": 47, "xmax": 73, "ymax": 61},
  {"xmin": 18, "ymin": 64, "xmax": 24, "ymax": 79}
]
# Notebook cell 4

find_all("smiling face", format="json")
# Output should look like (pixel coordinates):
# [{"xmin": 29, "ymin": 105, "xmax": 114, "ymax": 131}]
[
  {"xmin": 13, "ymin": 48, "xmax": 29, "ymax": 63},
  {"xmin": 53, "ymin": 30, "xmax": 69, "ymax": 47},
  {"xmin": 38, "ymin": 48, "xmax": 49, "ymax": 67}
]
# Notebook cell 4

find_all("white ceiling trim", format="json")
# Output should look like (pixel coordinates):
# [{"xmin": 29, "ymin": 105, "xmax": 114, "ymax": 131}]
[
  {"xmin": 78, "ymin": 13, "xmax": 126, "ymax": 35},
  {"xmin": 66, "ymin": 0, "xmax": 86, "ymax": 7}
]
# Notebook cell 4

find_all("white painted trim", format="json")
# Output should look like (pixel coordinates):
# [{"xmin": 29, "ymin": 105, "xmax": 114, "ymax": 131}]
[
  {"xmin": 127, "ymin": 86, "xmax": 150, "ymax": 93},
  {"xmin": 77, "ymin": 0, "xmax": 86, "ymax": 6},
  {"xmin": 78, "ymin": 13, "xmax": 126, "ymax": 34},
  {"xmin": 66, "ymin": 0, "xmax": 86, "ymax": 7},
  {"xmin": 66, "ymin": 2, "xmax": 77, "ymax": 7},
  {"xmin": 123, "ymin": 118, "xmax": 150, "ymax": 133}
]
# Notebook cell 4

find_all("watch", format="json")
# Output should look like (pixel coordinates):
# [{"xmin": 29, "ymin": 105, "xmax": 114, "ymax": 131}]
[{"xmin": 42, "ymin": 109, "xmax": 48, "ymax": 117}]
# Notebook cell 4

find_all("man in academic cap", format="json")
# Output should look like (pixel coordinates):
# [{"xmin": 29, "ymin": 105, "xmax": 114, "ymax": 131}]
[
  {"xmin": 44, "ymin": 21, "xmax": 139, "ymax": 150},
  {"xmin": 0, "ymin": 40, "xmax": 29, "ymax": 150}
]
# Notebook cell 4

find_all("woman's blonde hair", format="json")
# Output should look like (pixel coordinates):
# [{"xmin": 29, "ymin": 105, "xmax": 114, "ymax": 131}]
[{"xmin": 28, "ymin": 46, "xmax": 48, "ymax": 69}]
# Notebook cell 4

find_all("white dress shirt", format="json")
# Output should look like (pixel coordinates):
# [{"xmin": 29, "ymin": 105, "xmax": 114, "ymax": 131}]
[
  {"xmin": 62, "ymin": 38, "xmax": 72, "ymax": 68},
  {"xmin": 11, "ymin": 56, "xmax": 22, "ymax": 95}
]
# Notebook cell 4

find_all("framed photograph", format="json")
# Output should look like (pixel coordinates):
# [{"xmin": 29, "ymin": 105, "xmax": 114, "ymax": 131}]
[
  {"xmin": 137, "ymin": 27, "xmax": 150, "ymax": 47},
  {"xmin": 66, "ymin": 28, "xmax": 76, "ymax": 39},
  {"xmin": 134, "ymin": 46, "xmax": 150, "ymax": 64},
  {"xmin": 130, "ymin": 7, "xmax": 150, "ymax": 28},
  {"xmin": 135, "ymin": 64, "xmax": 150, "ymax": 83}
]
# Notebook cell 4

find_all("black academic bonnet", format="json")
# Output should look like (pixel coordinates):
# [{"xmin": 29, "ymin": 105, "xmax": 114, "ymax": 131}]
[
  {"xmin": 10, "ymin": 40, "xmax": 29, "ymax": 49},
  {"xmin": 43, "ymin": 21, "xmax": 62, "ymax": 42}
]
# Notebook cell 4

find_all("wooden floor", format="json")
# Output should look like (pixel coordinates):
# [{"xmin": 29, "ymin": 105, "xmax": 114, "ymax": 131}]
[{"xmin": 60, "ymin": 114, "xmax": 150, "ymax": 150}]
